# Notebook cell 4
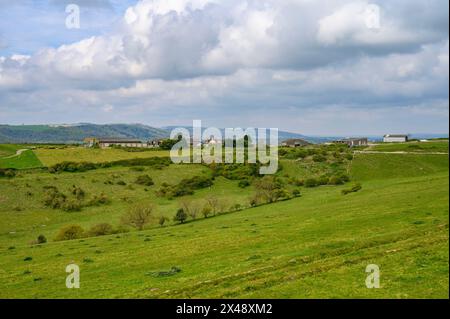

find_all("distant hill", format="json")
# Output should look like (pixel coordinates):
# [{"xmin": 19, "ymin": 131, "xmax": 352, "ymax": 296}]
[{"xmin": 0, "ymin": 124, "xmax": 169, "ymax": 144}]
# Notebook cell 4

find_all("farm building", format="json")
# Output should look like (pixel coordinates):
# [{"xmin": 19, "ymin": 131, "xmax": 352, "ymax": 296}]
[
  {"xmin": 281, "ymin": 139, "xmax": 311, "ymax": 148},
  {"xmin": 333, "ymin": 138, "xmax": 368, "ymax": 147},
  {"xmin": 383, "ymin": 134, "xmax": 409, "ymax": 143},
  {"xmin": 84, "ymin": 137, "xmax": 147, "ymax": 148}
]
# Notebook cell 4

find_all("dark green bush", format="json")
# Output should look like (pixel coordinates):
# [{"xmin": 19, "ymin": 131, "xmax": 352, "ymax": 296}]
[
  {"xmin": 292, "ymin": 189, "xmax": 301, "ymax": 197},
  {"xmin": 37, "ymin": 234, "xmax": 47, "ymax": 244},
  {"xmin": 0, "ymin": 168, "xmax": 16, "ymax": 178},
  {"xmin": 61, "ymin": 199, "xmax": 83, "ymax": 212},
  {"xmin": 174, "ymin": 208, "xmax": 188, "ymax": 224},
  {"xmin": 55, "ymin": 225, "xmax": 85, "ymax": 241},
  {"xmin": 238, "ymin": 179, "xmax": 251, "ymax": 188},
  {"xmin": 304, "ymin": 178, "xmax": 318, "ymax": 188},
  {"xmin": 135, "ymin": 175, "xmax": 154, "ymax": 186},
  {"xmin": 87, "ymin": 223, "xmax": 114, "ymax": 237},
  {"xmin": 342, "ymin": 183, "xmax": 362, "ymax": 195}
]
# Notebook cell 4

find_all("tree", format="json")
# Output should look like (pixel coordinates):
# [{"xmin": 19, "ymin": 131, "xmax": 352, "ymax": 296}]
[
  {"xmin": 253, "ymin": 176, "xmax": 286, "ymax": 203},
  {"xmin": 88, "ymin": 223, "xmax": 113, "ymax": 236},
  {"xmin": 121, "ymin": 204, "xmax": 155, "ymax": 230},
  {"xmin": 159, "ymin": 216, "xmax": 168, "ymax": 227},
  {"xmin": 202, "ymin": 206, "xmax": 212, "ymax": 218},
  {"xmin": 205, "ymin": 195, "xmax": 220, "ymax": 215},
  {"xmin": 179, "ymin": 199, "xmax": 201, "ymax": 220},
  {"xmin": 174, "ymin": 208, "xmax": 188, "ymax": 224},
  {"xmin": 55, "ymin": 225, "xmax": 85, "ymax": 241},
  {"xmin": 37, "ymin": 234, "xmax": 47, "ymax": 244}
]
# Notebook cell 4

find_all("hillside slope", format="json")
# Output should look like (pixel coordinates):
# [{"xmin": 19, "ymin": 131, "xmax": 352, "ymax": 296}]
[{"xmin": 0, "ymin": 153, "xmax": 447, "ymax": 298}]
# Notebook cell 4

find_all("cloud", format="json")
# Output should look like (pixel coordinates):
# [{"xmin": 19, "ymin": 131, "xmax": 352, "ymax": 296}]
[{"xmin": 0, "ymin": 0, "xmax": 448, "ymax": 134}]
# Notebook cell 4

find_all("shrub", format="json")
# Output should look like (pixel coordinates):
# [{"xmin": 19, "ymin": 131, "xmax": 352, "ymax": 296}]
[
  {"xmin": 43, "ymin": 187, "xmax": 67, "ymax": 209},
  {"xmin": 289, "ymin": 178, "xmax": 304, "ymax": 187},
  {"xmin": 312, "ymin": 154, "xmax": 327, "ymax": 162},
  {"xmin": 121, "ymin": 204, "xmax": 155, "ymax": 230},
  {"xmin": 328, "ymin": 176, "xmax": 343, "ymax": 185},
  {"xmin": 159, "ymin": 216, "xmax": 168, "ymax": 227},
  {"xmin": 249, "ymin": 193, "xmax": 263, "ymax": 207},
  {"xmin": 202, "ymin": 206, "xmax": 212, "ymax": 218},
  {"xmin": 328, "ymin": 174, "xmax": 350, "ymax": 185},
  {"xmin": 135, "ymin": 175, "xmax": 154, "ymax": 186},
  {"xmin": 342, "ymin": 183, "xmax": 362, "ymax": 195},
  {"xmin": 55, "ymin": 225, "xmax": 85, "ymax": 241},
  {"xmin": 0, "ymin": 168, "xmax": 16, "ymax": 178},
  {"xmin": 174, "ymin": 208, "xmax": 188, "ymax": 224},
  {"xmin": 61, "ymin": 199, "xmax": 83, "ymax": 212},
  {"xmin": 88, "ymin": 223, "xmax": 114, "ymax": 237},
  {"xmin": 253, "ymin": 176, "xmax": 287, "ymax": 203},
  {"xmin": 317, "ymin": 176, "xmax": 329, "ymax": 186},
  {"xmin": 292, "ymin": 189, "xmax": 301, "ymax": 197},
  {"xmin": 35, "ymin": 234, "xmax": 47, "ymax": 244},
  {"xmin": 238, "ymin": 179, "xmax": 251, "ymax": 188},
  {"xmin": 87, "ymin": 193, "xmax": 110, "ymax": 206},
  {"xmin": 304, "ymin": 178, "xmax": 318, "ymax": 188},
  {"xmin": 157, "ymin": 176, "xmax": 214, "ymax": 198},
  {"xmin": 71, "ymin": 186, "xmax": 85, "ymax": 200},
  {"xmin": 116, "ymin": 180, "xmax": 127, "ymax": 186},
  {"xmin": 179, "ymin": 199, "xmax": 201, "ymax": 220}
]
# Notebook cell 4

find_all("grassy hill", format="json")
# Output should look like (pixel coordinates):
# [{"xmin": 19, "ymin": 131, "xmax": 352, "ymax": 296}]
[
  {"xmin": 371, "ymin": 140, "xmax": 449, "ymax": 153},
  {"xmin": 0, "ymin": 145, "xmax": 448, "ymax": 298},
  {"xmin": 0, "ymin": 124, "xmax": 169, "ymax": 144}
]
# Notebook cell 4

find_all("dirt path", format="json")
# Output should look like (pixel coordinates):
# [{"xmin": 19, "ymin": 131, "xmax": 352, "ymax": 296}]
[{"xmin": 2, "ymin": 149, "xmax": 29, "ymax": 159}]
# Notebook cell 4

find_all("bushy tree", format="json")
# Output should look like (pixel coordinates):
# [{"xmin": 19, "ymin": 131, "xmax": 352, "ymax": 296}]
[
  {"xmin": 253, "ymin": 176, "xmax": 287, "ymax": 203},
  {"xmin": 174, "ymin": 208, "xmax": 188, "ymax": 224},
  {"xmin": 55, "ymin": 225, "xmax": 85, "ymax": 241},
  {"xmin": 88, "ymin": 223, "xmax": 114, "ymax": 236},
  {"xmin": 121, "ymin": 204, "xmax": 155, "ymax": 230},
  {"xmin": 135, "ymin": 175, "xmax": 154, "ymax": 186},
  {"xmin": 159, "ymin": 216, "xmax": 168, "ymax": 227}
]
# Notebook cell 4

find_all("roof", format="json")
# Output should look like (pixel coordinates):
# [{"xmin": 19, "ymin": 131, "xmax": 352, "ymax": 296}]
[{"xmin": 282, "ymin": 138, "xmax": 310, "ymax": 145}]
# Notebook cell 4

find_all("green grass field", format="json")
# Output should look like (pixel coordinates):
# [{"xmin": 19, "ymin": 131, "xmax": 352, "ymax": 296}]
[
  {"xmin": 0, "ymin": 145, "xmax": 448, "ymax": 298},
  {"xmin": 0, "ymin": 145, "xmax": 43, "ymax": 169},
  {"xmin": 34, "ymin": 147, "xmax": 170, "ymax": 167},
  {"xmin": 371, "ymin": 140, "xmax": 449, "ymax": 153}
]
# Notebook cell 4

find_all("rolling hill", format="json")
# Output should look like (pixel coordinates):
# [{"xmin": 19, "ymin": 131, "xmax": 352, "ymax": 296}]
[{"xmin": 0, "ymin": 124, "xmax": 169, "ymax": 144}]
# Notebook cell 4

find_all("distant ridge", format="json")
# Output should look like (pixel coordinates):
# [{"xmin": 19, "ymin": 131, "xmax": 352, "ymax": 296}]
[{"xmin": 0, "ymin": 124, "xmax": 169, "ymax": 144}]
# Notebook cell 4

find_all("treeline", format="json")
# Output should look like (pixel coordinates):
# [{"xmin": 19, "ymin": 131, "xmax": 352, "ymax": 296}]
[{"xmin": 48, "ymin": 157, "xmax": 171, "ymax": 173}]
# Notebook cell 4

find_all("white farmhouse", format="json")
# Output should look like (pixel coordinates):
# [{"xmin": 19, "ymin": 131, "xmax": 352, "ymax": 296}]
[{"xmin": 383, "ymin": 134, "xmax": 409, "ymax": 143}]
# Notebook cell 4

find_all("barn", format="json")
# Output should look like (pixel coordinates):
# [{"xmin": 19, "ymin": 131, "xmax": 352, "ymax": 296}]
[{"xmin": 383, "ymin": 134, "xmax": 409, "ymax": 143}]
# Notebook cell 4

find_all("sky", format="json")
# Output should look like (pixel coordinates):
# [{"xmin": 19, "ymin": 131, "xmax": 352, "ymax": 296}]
[{"xmin": 0, "ymin": 0, "xmax": 448, "ymax": 135}]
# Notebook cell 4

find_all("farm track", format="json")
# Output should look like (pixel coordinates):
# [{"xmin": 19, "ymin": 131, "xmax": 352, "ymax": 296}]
[{"xmin": 1, "ymin": 149, "xmax": 29, "ymax": 159}]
